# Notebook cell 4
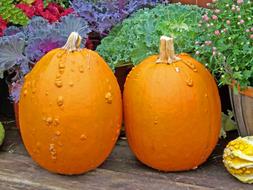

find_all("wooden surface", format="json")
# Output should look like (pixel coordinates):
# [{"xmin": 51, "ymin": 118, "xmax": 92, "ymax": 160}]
[{"xmin": 0, "ymin": 122, "xmax": 252, "ymax": 190}]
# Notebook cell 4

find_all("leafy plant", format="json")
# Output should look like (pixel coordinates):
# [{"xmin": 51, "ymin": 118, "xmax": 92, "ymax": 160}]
[
  {"xmin": 0, "ymin": 0, "xmax": 29, "ymax": 25},
  {"xmin": 96, "ymin": 4, "xmax": 205, "ymax": 69},
  {"xmin": 71, "ymin": 0, "xmax": 170, "ymax": 35},
  {"xmin": 194, "ymin": 0, "xmax": 253, "ymax": 88},
  {"xmin": 0, "ymin": 14, "xmax": 91, "ymax": 102},
  {"xmin": 16, "ymin": 0, "xmax": 74, "ymax": 22},
  {"xmin": 43, "ymin": 0, "xmax": 70, "ymax": 8}
]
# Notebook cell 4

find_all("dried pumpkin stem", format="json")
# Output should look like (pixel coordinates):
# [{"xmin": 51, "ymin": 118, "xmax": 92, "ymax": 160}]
[
  {"xmin": 62, "ymin": 32, "xmax": 82, "ymax": 52},
  {"xmin": 156, "ymin": 36, "xmax": 180, "ymax": 64}
]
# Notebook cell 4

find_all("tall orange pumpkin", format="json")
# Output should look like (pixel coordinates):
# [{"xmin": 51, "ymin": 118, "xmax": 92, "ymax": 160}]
[
  {"xmin": 124, "ymin": 36, "xmax": 221, "ymax": 171},
  {"xmin": 19, "ymin": 32, "xmax": 122, "ymax": 175}
]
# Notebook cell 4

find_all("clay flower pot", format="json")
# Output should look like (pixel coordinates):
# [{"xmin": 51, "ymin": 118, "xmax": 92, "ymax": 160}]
[
  {"xmin": 171, "ymin": 0, "xmax": 212, "ymax": 8},
  {"xmin": 229, "ymin": 86, "xmax": 253, "ymax": 136}
]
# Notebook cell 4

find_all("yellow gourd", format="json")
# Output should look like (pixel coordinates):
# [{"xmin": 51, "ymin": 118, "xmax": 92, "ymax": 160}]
[{"xmin": 223, "ymin": 136, "xmax": 253, "ymax": 184}]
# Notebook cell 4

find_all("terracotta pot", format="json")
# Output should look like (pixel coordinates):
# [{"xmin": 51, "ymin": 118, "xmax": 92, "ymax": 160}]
[
  {"xmin": 229, "ymin": 86, "xmax": 253, "ymax": 136},
  {"xmin": 171, "ymin": 0, "xmax": 212, "ymax": 8}
]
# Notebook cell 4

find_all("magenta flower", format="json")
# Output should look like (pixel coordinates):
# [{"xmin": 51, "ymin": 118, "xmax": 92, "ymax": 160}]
[
  {"xmin": 212, "ymin": 15, "xmax": 218, "ymax": 20},
  {"xmin": 214, "ymin": 30, "xmax": 220, "ymax": 35},
  {"xmin": 214, "ymin": 9, "xmax": 221, "ymax": 14},
  {"xmin": 202, "ymin": 14, "xmax": 209, "ymax": 22},
  {"xmin": 237, "ymin": 0, "xmax": 244, "ymax": 4}
]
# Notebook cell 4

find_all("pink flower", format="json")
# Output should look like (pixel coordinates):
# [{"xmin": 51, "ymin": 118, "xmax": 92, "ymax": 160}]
[
  {"xmin": 250, "ymin": 34, "xmax": 253, "ymax": 39},
  {"xmin": 231, "ymin": 7, "xmax": 236, "ymax": 11},
  {"xmin": 240, "ymin": 19, "xmax": 245, "ymax": 24},
  {"xmin": 202, "ymin": 14, "xmax": 209, "ymax": 22},
  {"xmin": 205, "ymin": 41, "xmax": 212, "ymax": 45},
  {"xmin": 226, "ymin": 20, "xmax": 231, "ymax": 25},
  {"xmin": 246, "ymin": 29, "xmax": 250, "ymax": 32},
  {"xmin": 214, "ymin": 30, "xmax": 220, "ymax": 35},
  {"xmin": 251, "ymin": 27, "xmax": 253, "ymax": 32},
  {"xmin": 237, "ymin": 0, "xmax": 244, "ymax": 4},
  {"xmin": 212, "ymin": 15, "xmax": 218, "ymax": 20},
  {"xmin": 214, "ymin": 9, "xmax": 221, "ymax": 14}
]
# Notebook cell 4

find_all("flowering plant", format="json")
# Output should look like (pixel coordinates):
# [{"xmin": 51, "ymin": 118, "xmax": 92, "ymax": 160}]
[{"xmin": 194, "ymin": 0, "xmax": 253, "ymax": 89}]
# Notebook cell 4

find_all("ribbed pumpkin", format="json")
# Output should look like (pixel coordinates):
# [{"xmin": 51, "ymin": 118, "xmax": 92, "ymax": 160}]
[
  {"xmin": 19, "ymin": 32, "xmax": 122, "ymax": 175},
  {"xmin": 124, "ymin": 36, "xmax": 221, "ymax": 171}
]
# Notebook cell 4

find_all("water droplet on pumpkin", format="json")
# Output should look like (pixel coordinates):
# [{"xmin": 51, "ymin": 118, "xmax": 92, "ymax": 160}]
[
  {"xmin": 49, "ymin": 144, "xmax": 55, "ymax": 151},
  {"xmin": 175, "ymin": 67, "xmax": 180, "ymax": 73},
  {"xmin": 51, "ymin": 156, "xmax": 57, "ymax": 161},
  {"xmin": 105, "ymin": 92, "xmax": 112, "ymax": 104},
  {"xmin": 69, "ymin": 82, "xmax": 74, "ymax": 87},
  {"xmin": 205, "ymin": 93, "xmax": 208, "ymax": 98},
  {"xmin": 57, "ymin": 141, "xmax": 63, "ymax": 147},
  {"xmin": 186, "ymin": 79, "xmax": 193, "ymax": 87},
  {"xmin": 57, "ymin": 96, "xmax": 64, "ymax": 106},
  {"xmin": 80, "ymin": 134, "xmax": 87, "ymax": 141},
  {"xmin": 59, "ymin": 63, "xmax": 65, "ymax": 69},
  {"xmin": 36, "ymin": 142, "xmax": 41, "ymax": 148},
  {"xmin": 154, "ymin": 120, "xmax": 158, "ymax": 125},
  {"xmin": 106, "ymin": 78, "xmax": 109, "ymax": 83},
  {"xmin": 53, "ymin": 118, "xmax": 59, "ymax": 126},
  {"xmin": 56, "ymin": 73, "xmax": 61, "ymax": 79},
  {"xmin": 79, "ymin": 65, "xmax": 84, "ymax": 73},
  {"xmin": 46, "ymin": 117, "xmax": 53, "ymax": 125},
  {"xmin": 24, "ymin": 90, "xmax": 28, "ymax": 96},
  {"xmin": 55, "ymin": 131, "xmax": 61, "ymax": 136},
  {"xmin": 55, "ymin": 79, "xmax": 63, "ymax": 88}
]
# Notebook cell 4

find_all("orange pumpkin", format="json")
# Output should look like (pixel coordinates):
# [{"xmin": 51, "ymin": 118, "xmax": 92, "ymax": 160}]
[
  {"xmin": 19, "ymin": 32, "xmax": 122, "ymax": 175},
  {"xmin": 124, "ymin": 36, "xmax": 221, "ymax": 171}
]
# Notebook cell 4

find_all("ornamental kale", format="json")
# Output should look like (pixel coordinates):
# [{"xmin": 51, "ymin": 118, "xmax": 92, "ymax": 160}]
[
  {"xmin": 71, "ymin": 0, "xmax": 170, "ymax": 35},
  {"xmin": 194, "ymin": 0, "xmax": 253, "ymax": 88},
  {"xmin": 96, "ymin": 4, "xmax": 205, "ymax": 69},
  {"xmin": 0, "ymin": 14, "xmax": 90, "ymax": 102}
]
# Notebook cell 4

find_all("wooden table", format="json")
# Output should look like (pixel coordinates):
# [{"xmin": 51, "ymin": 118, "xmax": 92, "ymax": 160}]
[{"xmin": 0, "ymin": 122, "xmax": 252, "ymax": 190}]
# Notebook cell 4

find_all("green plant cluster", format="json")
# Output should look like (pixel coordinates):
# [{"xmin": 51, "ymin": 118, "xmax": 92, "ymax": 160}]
[
  {"xmin": 96, "ymin": 4, "xmax": 205, "ymax": 69},
  {"xmin": 0, "ymin": 0, "xmax": 29, "ymax": 25}
]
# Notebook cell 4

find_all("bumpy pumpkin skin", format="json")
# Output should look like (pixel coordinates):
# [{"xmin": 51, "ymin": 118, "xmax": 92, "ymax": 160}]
[
  {"xmin": 124, "ymin": 52, "xmax": 221, "ymax": 171},
  {"xmin": 19, "ymin": 48, "xmax": 122, "ymax": 175}
]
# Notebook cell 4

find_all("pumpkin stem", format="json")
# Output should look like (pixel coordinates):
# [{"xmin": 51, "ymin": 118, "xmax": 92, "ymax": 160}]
[
  {"xmin": 62, "ymin": 32, "xmax": 82, "ymax": 52},
  {"xmin": 156, "ymin": 36, "xmax": 181, "ymax": 64}
]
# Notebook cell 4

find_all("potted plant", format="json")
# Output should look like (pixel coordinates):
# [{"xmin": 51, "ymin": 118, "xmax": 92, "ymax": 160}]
[
  {"xmin": 96, "ymin": 3, "xmax": 205, "ymax": 90},
  {"xmin": 194, "ymin": 0, "xmax": 253, "ymax": 136}
]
